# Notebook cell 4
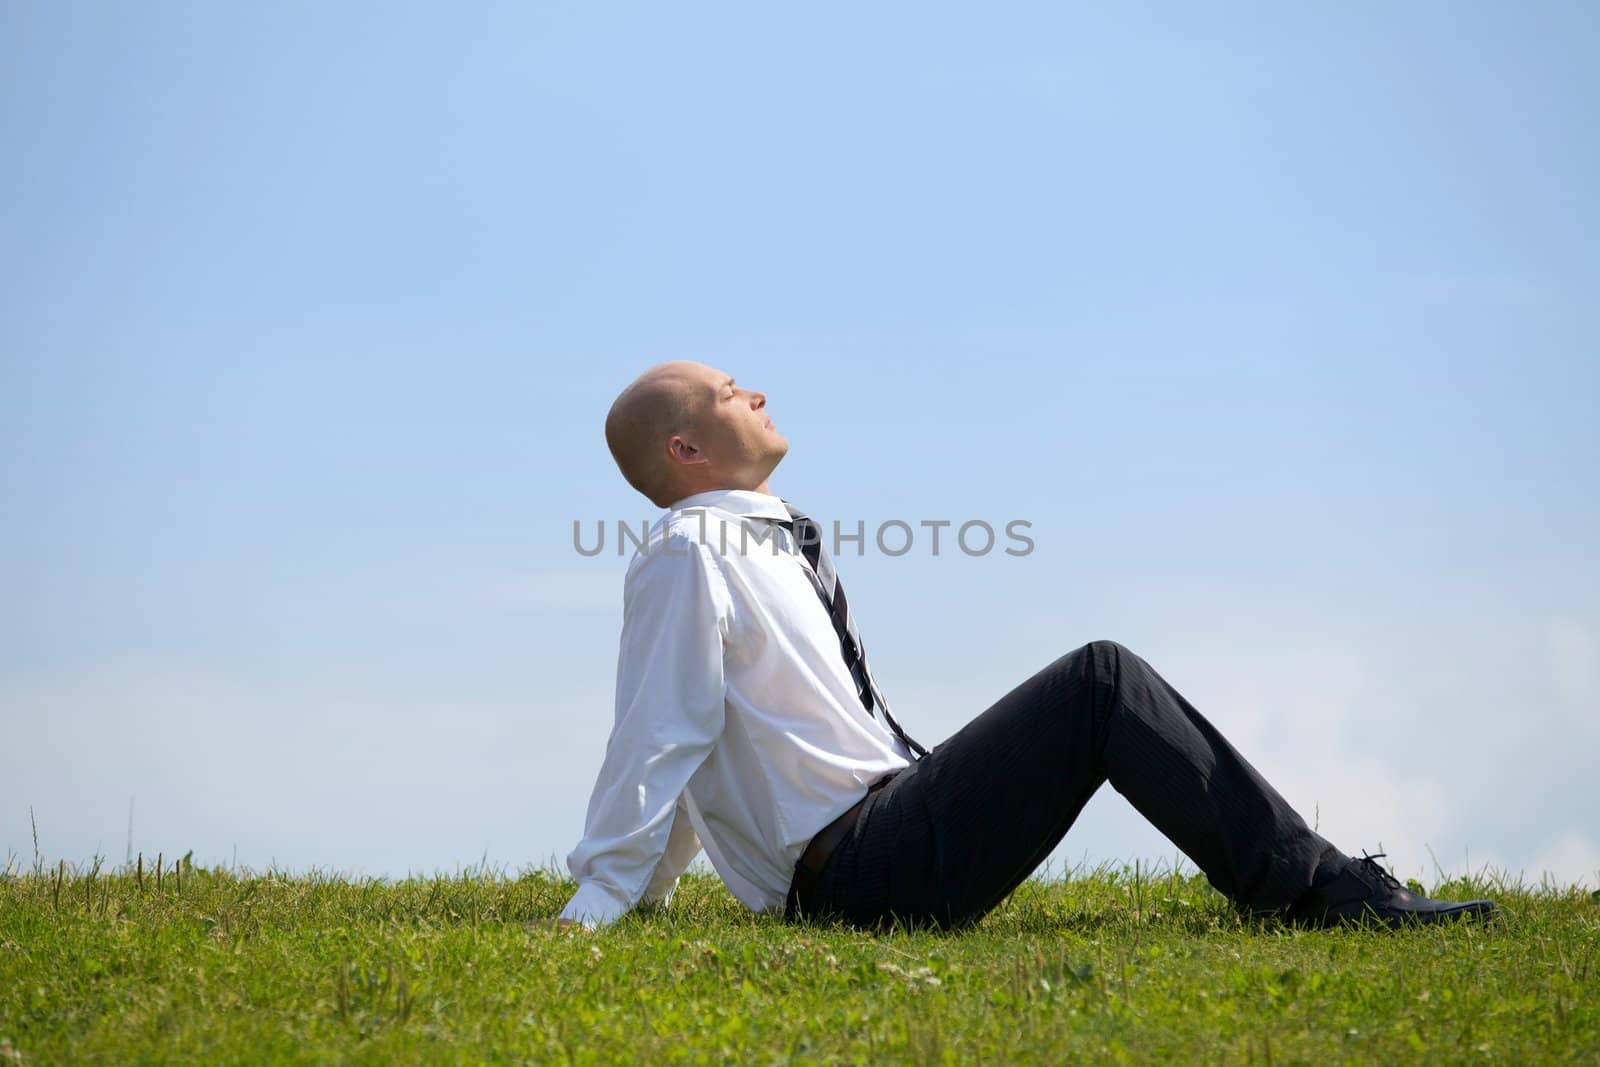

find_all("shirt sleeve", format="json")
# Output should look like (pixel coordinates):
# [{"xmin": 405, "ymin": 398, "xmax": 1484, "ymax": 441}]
[
  {"xmin": 560, "ymin": 534, "xmax": 730, "ymax": 929},
  {"xmin": 638, "ymin": 792, "xmax": 702, "ymax": 908}
]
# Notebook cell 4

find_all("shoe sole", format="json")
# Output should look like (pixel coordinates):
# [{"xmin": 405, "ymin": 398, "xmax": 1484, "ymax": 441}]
[{"xmin": 1306, "ymin": 899, "xmax": 1500, "ymax": 930}]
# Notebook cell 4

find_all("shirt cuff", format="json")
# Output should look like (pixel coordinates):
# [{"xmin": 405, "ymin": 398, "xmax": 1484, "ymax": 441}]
[{"xmin": 559, "ymin": 882, "xmax": 633, "ymax": 930}]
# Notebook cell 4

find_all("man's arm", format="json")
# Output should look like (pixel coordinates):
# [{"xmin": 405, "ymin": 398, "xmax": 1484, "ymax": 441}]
[{"xmin": 559, "ymin": 534, "xmax": 730, "ymax": 929}]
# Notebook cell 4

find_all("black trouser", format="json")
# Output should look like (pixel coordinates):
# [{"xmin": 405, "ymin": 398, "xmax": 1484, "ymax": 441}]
[{"xmin": 789, "ymin": 641, "xmax": 1335, "ymax": 929}]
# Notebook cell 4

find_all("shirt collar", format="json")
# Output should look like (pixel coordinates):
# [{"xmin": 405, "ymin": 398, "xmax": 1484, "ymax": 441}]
[{"xmin": 668, "ymin": 488, "xmax": 791, "ymax": 522}]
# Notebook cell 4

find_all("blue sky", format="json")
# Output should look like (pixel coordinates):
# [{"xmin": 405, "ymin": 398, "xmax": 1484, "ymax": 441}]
[{"xmin": 3, "ymin": 2, "xmax": 1597, "ymax": 889}]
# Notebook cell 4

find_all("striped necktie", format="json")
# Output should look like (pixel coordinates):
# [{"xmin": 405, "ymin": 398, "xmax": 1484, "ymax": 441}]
[{"xmin": 778, "ymin": 502, "xmax": 928, "ymax": 759}]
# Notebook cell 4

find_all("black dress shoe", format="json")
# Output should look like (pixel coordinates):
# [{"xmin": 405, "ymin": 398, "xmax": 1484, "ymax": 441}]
[{"xmin": 1285, "ymin": 853, "xmax": 1498, "ymax": 929}]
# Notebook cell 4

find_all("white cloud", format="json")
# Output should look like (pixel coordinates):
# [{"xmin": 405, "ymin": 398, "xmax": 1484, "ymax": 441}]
[
  {"xmin": 1155, "ymin": 639, "xmax": 1458, "ymax": 882},
  {"xmin": 0, "ymin": 654, "xmax": 610, "ymax": 876},
  {"xmin": 1526, "ymin": 828, "xmax": 1600, "ymax": 890},
  {"xmin": 1550, "ymin": 620, "xmax": 1600, "ymax": 740}
]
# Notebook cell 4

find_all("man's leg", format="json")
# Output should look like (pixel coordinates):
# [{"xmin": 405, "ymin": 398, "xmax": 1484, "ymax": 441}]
[{"xmin": 805, "ymin": 640, "xmax": 1337, "ymax": 928}]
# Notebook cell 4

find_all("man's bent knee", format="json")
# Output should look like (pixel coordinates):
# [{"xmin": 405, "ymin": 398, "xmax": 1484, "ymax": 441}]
[{"xmin": 1081, "ymin": 639, "xmax": 1132, "ymax": 662}]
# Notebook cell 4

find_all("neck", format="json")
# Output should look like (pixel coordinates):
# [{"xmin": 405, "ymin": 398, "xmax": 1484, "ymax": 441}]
[
  {"xmin": 674, "ymin": 477, "xmax": 774, "ymax": 502},
  {"xmin": 668, "ymin": 479, "xmax": 774, "ymax": 508}
]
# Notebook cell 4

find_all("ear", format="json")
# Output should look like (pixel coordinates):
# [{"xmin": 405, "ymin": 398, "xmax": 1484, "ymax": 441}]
[{"xmin": 666, "ymin": 435, "xmax": 707, "ymax": 466}]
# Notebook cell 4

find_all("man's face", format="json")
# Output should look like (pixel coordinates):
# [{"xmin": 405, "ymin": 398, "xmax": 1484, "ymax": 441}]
[{"xmin": 679, "ymin": 364, "xmax": 788, "ymax": 485}]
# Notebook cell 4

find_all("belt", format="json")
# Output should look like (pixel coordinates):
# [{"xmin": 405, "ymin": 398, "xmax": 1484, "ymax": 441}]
[{"xmin": 787, "ymin": 773, "xmax": 897, "ymax": 917}]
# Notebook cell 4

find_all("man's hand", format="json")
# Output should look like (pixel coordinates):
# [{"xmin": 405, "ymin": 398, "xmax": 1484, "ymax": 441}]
[{"xmin": 527, "ymin": 916, "xmax": 589, "ymax": 933}]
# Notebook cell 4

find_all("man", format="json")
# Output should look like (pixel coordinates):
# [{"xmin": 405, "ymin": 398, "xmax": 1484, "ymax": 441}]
[{"xmin": 557, "ymin": 360, "xmax": 1496, "ymax": 932}]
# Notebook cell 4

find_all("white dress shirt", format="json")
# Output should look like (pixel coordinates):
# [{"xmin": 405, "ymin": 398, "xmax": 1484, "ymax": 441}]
[{"xmin": 559, "ymin": 489, "xmax": 913, "ymax": 929}]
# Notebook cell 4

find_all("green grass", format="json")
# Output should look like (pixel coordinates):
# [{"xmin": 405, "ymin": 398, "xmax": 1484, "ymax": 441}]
[{"xmin": 2, "ymin": 855, "xmax": 1597, "ymax": 1064}]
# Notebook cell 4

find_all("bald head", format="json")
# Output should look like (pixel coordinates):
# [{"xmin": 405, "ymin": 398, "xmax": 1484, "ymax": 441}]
[
  {"xmin": 605, "ymin": 361, "xmax": 704, "ymax": 507},
  {"xmin": 605, "ymin": 361, "xmax": 788, "ymax": 507}
]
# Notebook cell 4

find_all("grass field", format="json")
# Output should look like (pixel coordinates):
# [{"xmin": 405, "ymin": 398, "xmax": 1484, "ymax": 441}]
[{"xmin": 3, "ymin": 854, "xmax": 1597, "ymax": 1064}]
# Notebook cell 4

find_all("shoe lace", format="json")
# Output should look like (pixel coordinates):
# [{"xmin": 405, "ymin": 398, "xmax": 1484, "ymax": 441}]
[{"xmin": 1353, "ymin": 851, "xmax": 1404, "ymax": 892}]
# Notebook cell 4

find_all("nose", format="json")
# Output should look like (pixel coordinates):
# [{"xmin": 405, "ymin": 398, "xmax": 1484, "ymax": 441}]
[{"xmin": 748, "ymin": 389, "xmax": 767, "ymax": 409}]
